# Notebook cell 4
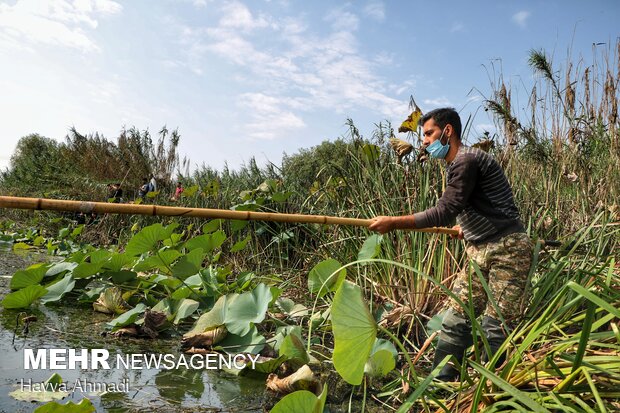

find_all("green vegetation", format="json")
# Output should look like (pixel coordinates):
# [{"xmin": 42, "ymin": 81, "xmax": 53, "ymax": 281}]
[{"xmin": 1, "ymin": 43, "xmax": 619, "ymax": 412}]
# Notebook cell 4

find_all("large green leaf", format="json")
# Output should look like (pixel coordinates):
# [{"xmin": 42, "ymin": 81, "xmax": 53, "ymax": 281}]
[
  {"xmin": 215, "ymin": 325, "xmax": 265, "ymax": 354},
  {"xmin": 357, "ymin": 234, "xmax": 383, "ymax": 261},
  {"xmin": 224, "ymin": 283, "xmax": 272, "ymax": 335},
  {"xmin": 185, "ymin": 230, "xmax": 226, "ymax": 254},
  {"xmin": 104, "ymin": 252, "xmax": 134, "ymax": 272},
  {"xmin": 72, "ymin": 262, "xmax": 104, "ymax": 279},
  {"xmin": 331, "ymin": 281, "xmax": 377, "ymax": 385},
  {"xmin": 279, "ymin": 333, "xmax": 309, "ymax": 370},
  {"xmin": 269, "ymin": 385, "xmax": 327, "ymax": 413},
  {"xmin": 107, "ymin": 303, "xmax": 147, "ymax": 329},
  {"xmin": 124, "ymin": 223, "xmax": 177, "ymax": 256},
  {"xmin": 133, "ymin": 249, "xmax": 182, "ymax": 273},
  {"xmin": 172, "ymin": 248, "xmax": 206, "ymax": 279},
  {"xmin": 88, "ymin": 249, "xmax": 111, "ymax": 264},
  {"xmin": 41, "ymin": 275, "xmax": 75, "ymax": 304},
  {"xmin": 2, "ymin": 284, "xmax": 48, "ymax": 309},
  {"xmin": 10, "ymin": 264, "xmax": 49, "ymax": 290},
  {"xmin": 173, "ymin": 299, "xmax": 200, "ymax": 324},
  {"xmin": 308, "ymin": 259, "xmax": 346, "ymax": 298},
  {"xmin": 45, "ymin": 262, "xmax": 77, "ymax": 277},
  {"xmin": 364, "ymin": 349, "xmax": 395, "ymax": 378},
  {"xmin": 184, "ymin": 295, "xmax": 228, "ymax": 337}
]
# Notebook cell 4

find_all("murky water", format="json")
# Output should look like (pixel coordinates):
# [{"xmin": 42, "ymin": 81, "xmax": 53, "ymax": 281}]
[{"xmin": 0, "ymin": 247, "xmax": 266, "ymax": 412}]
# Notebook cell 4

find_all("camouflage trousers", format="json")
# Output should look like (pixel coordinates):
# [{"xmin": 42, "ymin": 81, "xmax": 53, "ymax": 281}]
[{"xmin": 440, "ymin": 231, "xmax": 533, "ymax": 346}]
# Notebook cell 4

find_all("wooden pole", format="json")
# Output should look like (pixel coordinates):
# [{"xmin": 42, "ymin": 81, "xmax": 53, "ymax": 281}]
[{"xmin": 0, "ymin": 195, "xmax": 459, "ymax": 236}]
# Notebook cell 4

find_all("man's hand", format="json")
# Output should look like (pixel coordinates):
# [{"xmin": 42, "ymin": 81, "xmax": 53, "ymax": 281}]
[
  {"xmin": 451, "ymin": 225, "xmax": 464, "ymax": 239},
  {"xmin": 368, "ymin": 216, "xmax": 395, "ymax": 234}
]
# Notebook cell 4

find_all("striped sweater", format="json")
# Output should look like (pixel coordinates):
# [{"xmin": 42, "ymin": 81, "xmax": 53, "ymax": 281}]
[{"xmin": 413, "ymin": 145, "xmax": 524, "ymax": 244}]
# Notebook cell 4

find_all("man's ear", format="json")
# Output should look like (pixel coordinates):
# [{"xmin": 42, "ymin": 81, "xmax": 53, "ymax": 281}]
[{"xmin": 445, "ymin": 124, "xmax": 454, "ymax": 139}]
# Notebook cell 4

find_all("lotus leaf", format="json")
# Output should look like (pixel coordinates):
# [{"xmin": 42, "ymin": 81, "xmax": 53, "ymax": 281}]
[
  {"xmin": 331, "ymin": 281, "xmax": 376, "ymax": 385},
  {"xmin": 224, "ymin": 283, "xmax": 272, "ymax": 335},
  {"xmin": 2, "ymin": 284, "xmax": 48, "ymax": 309},
  {"xmin": 308, "ymin": 259, "xmax": 346, "ymax": 298},
  {"xmin": 10, "ymin": 263, "xmax": 49, "ymax": 290},
  {"xmin": 357, "ymin": 234, "xmax": 383, "ymax": 261},
  {"xmin": 41, "ymin": 274, "xmax": 75, "ymax": 304}
]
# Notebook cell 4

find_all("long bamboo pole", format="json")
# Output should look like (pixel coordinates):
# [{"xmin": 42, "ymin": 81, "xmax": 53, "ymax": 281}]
[{"xmin": 0, "ymin": 195, "xmax": 459, "ymax": 236}]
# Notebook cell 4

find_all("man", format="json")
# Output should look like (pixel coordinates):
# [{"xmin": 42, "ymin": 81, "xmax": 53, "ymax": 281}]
[{"xmin": 369, "ymin": 107, "xmax": 532, "ymax": 381}]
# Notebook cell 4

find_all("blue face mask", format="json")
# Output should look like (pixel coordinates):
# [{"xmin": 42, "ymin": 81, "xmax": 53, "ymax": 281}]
[{"xmin": 426, "ymin": 128, "xmax": 449, "ymax": 159}]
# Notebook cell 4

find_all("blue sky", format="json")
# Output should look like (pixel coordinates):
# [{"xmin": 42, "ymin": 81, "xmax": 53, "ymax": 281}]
[{"xmin": 1, "ymin": 0, "xmax": 618, "ymax": 173}]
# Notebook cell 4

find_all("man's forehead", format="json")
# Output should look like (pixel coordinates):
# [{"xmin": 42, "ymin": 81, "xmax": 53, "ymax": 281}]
[{"xmin": 422, "ymin": 118, "xmax": 439, "ymax": 130}]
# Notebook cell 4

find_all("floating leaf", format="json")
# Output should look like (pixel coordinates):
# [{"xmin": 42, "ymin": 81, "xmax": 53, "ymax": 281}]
[
  {"xmin": 185, "ymin": 295, "xmax": 228, "ymax": 337},
  {"xmin": 10, "ymin": 264, "xmax": 49, "ymax": 290},
  {"xmin": 173, "ymin": 299, "xmax": 200, "ymax": 324},
  {"xmin": 331, "ymin": 281, "xmax": 377, "ymax": 385},
  {"xmin": 107, "ymin": 303, "xmax": 147, "ymax": 330},
  {"xmin": 45, "ymin": 262, "xmax": 78, "ymax": 277},
  {"xmin": 215, "ymin": 325, "xmax": 265, "ymax": 354},
  {"xmin": 93, "ymin": 287, "xmax": 131, "ymax": 315},
  {"xmin": 10, "ymin": 373, "xmax": 70, "ymax": 403},
  {"xmin": 357, "ymin": 234, "xmax": 383, "ymax": 261},
  {"xmin": 224, "ymin": 283, "xmax": 272, "ymax": 335},
  {"xmin": 2, "ymin": 284, "xmax": 48, "ymax": 309},
  {"xmin": 308, "ymin": 259, "xmax": 346, "ymax": 298},
  {"xmin": 41, "ymin": 275, "xmax": 75, "ymax": 304}
]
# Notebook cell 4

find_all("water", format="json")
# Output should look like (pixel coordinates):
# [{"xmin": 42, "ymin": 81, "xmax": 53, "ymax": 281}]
[{"xmin": 0, "ymin": 248, "xmax": 266, "ymax": 412}]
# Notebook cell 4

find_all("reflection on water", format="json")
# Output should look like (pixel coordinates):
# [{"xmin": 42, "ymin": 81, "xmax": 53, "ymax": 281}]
[{"xmin": 0, "ymin": 248, "xmax": 265, "ymax": 412}]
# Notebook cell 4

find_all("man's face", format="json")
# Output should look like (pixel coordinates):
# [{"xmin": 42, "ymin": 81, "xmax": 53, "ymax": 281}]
[{"xmin": 422, "ymin": 118, "xmax": 446, "ymax": 146}]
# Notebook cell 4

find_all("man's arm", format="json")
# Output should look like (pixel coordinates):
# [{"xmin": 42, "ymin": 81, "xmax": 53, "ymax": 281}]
[{"xmin": 368, "ymin": 215, "xmax": 416, "ymax": 234}]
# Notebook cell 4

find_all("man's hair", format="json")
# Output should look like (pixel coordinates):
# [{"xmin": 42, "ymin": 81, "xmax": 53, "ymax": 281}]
[{"xmin": 420, "ymin": 107, "xmax": 462, "ymax": 140}]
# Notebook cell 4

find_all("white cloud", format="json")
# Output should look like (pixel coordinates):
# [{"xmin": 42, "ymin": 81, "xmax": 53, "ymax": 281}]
[
  {"xmin": 219, "ymin": 1, "xmax": 270, "ymax": 31},
  {"xmin": 363, "ymin": 1, "xmax": 385, "ymax": 21},
  {"xmin": 173, "ymin": 2, "xmax": 406, "ymax": 139},
  {"xmin": 0, "ymin": 0, "xmax": 122, "ymax": 53},
  {"xmin": 324, "ymin": 7, "xmax": 359, "ymax": 31},
  {"xmin": 423, "ymin": 97, "xmax": 453, "ymax": 107},
  {"xmin": 239, "ymin": 93, "xmax": 306, "ymax": 140},
  {"xmin": 512, "ymin": 11, "xmax": 530, "ymax": 28}
]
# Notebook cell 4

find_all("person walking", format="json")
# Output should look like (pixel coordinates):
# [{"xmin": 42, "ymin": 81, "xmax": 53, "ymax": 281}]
[{"xmin": 369, "ymin": 107, "xmax": 533, "ymax": 381}]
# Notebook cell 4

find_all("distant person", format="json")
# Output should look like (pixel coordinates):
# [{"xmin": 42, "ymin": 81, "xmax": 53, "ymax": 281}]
[
  {"xmin": 138, "ymin": 178, "xmax": 149, "ymax": 198},
  {"xmin": 171, "ymin": 181, "xmax": 184, "ymax": 201},
  {"xmin": 149, "ymin": 175, "xmax": 157, "ymax": 192},
  {"xmin": 112, "ymin": 183, "xmax": 123, "ymax": 203}
]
